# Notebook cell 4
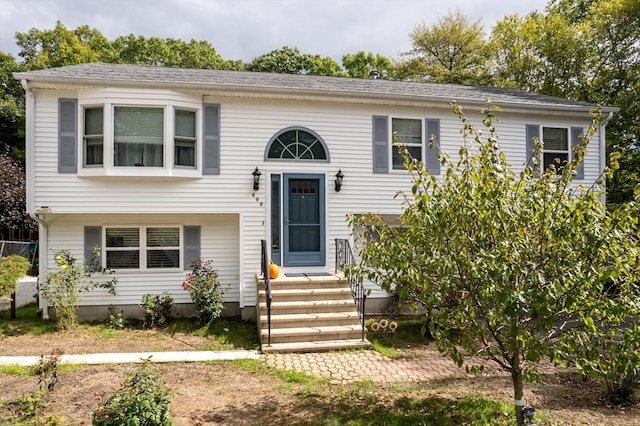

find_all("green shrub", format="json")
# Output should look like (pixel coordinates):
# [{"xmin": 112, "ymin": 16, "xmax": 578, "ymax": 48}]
[
  {"xmin": 181, "ymin": 259, "xmax": 224, "ymax": 324},
  {"xmin": 141, "ymin": 292, "xmax": 174, "ymax": 328},
  {"xmin": 0, "ymin": 255, "xmax": 31, "ymax": 300},
  {"xmin": 106, "ymin": 305, "xmax": 128, "ymax": 329},
  {"xmin": 570, "ymin": 324, "xmax": 640, "ymax": 404},
  {"xmin": 41, "ymin": 249, "xmax": 117, "ymax": 330},
  {"xmin": 92, "ymin": 361, "xmax": 172, "ymax": 426}
]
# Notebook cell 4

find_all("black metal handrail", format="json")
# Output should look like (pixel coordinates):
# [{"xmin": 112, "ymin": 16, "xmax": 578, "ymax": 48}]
[
  {"xmin": 335, "ymin": 238, "xmax": 366, "ymax": 341},
  {"xmin": 260, "ymin": 240, "xmax": 272, "ymax": 347}
]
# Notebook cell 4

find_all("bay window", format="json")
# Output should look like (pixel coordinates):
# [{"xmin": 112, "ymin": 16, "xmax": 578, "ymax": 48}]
[{"xmin": 74, "ymin": 91, "xmax": 205, "ymax": 176}]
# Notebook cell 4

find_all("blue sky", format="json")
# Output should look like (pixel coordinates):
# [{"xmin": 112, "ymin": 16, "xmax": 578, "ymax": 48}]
[{"xmin": 0, "ymin": 0, "xmax": 549, "ymax": 63}]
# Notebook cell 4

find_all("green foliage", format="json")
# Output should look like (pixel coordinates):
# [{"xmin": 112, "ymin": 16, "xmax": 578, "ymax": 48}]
[
  {"xmin": 106, "ymin": 305, "xmax": 128, "ymax": 329},
  {"xmin": 92, "ymin": 361, "xmax": 173, "ymax": 426},
  {"xmin": 0, "ymin": 52, "xmax": 27, "ymax": 159},
  {"xmin": 246, "ymin": 45, "xmax": 345, "ymax": 76},
  {"xmin": 181, "ymin": 259, "xmax": 224, "ymax": 324},
  {"xmin": 41, "ymin": 249, "xmax": 117, "ymax": 330},
  {"xmin": 0, "ymin": 254, "xmax": 30, "ymax": 300},
  {"xmin": 349, "ymin": 102, "xmax": 639, "ymax": 425},
  {"xmin": 341, "ymin": 51, "xmax": 392, "ymax": 79},
  {"xmin": 395, "ymin": 10, "xmax": 492, "ymax": 85},
  {"xmin": 141, "ymin": 292, "xmax": 174, "ymax": 328},
  {"xmin": 567, "ymin": 324, "xmax": 640, "ymax": 404},
  {"xmin": 491, "ymin": 0, "xmax": 640, "ymax": 205}
]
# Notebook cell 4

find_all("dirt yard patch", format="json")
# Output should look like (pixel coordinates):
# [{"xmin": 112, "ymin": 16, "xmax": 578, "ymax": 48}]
[{"xmin": 1, "ymin": 328, "xmax": 639, "ymax": 425}]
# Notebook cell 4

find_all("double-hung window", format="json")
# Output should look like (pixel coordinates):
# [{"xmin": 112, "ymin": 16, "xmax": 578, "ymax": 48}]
[
  {"xmin": 542, "ymin": 127, "xmax": 569, "ymax": 171},
  {"xmin": 105, "ymin": 226, "xmax": 180, "ymax": 270},
  {"xmin": 391, "ymin": 118, "xmax": 422, "ymax": 170},
  {"xmin": 174, "ymin": 109, "xmax": 197, "ymax": 167},
  {"xmin": 83, "ymin": 107, "xmax": 104, "ymax": 166}
]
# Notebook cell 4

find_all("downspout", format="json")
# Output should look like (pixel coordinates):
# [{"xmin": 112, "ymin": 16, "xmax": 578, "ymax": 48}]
[
  {"xmin": 599, "ymin": 111, "xmax": 614, "ymax": 205},
  {"xmin": 21, "ymin": 79, "xmax": 50, "ymax": 319}
]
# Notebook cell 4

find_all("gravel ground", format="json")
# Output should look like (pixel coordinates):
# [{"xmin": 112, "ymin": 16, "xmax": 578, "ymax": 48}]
[{"xmin": 0, "ymin": 276, "xmax": 37, "ymax": 311}]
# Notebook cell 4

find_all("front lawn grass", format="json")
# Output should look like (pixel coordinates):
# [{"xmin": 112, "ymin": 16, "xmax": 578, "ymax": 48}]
[{"xmin": 0, "ymin": 304, "xmax": 260, "ymax": 350}]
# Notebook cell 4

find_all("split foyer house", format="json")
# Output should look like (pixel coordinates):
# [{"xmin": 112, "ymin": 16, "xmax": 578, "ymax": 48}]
[{"xmin": 14, "ymin": 63, "xmax": 614, "ymax": 351}]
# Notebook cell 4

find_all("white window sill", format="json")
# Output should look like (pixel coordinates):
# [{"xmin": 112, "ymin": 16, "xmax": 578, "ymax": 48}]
[{"xmin": 78, "ymin": 167, "xmax": 202, "ymax": 178}]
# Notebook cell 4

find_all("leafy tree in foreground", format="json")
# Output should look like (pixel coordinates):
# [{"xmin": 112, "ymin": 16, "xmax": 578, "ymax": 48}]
[{"xmin": 348, "ymin": 102, "xmax": 639, "ymax": 425}]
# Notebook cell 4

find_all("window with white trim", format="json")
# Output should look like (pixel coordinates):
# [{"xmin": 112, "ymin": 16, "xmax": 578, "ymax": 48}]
[
  {"xmin": 83, "ymin": 107, "xmax": 104, "ymax": 166},
  {"xmin": 114, "ymin": 107, "xmax": 165, "ymax": 167},
  {"xmin": 174, "ymin": 109, "xmax": 197, "ymax": 167},
  {"xmin": 542, "ymin": 127, "xmax": 569, "ymax": 171},
  {"xmin": 78, "ymin": 99, "xmax": 200, "ymax": 174},
  {"xmin": 391, "ymin": 118, "xmax": 422, "ymax": 170},
  {"xmin": 105, "ymin": 226, "xmax": 180, "ymax": 270}
]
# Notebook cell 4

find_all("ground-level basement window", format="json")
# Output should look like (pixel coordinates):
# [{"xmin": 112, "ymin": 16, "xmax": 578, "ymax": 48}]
[{"xmin": 105, "ymin": 226, "xmax": 180, "ymax": 269}]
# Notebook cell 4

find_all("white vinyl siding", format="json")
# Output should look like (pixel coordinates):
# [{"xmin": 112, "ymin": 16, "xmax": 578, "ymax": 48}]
[
  {"xmin": 32, "ymin": 88, "xmax": 603, "ymax": 307},
  {"xmin": 46, "ymin": 214, "xmax": 239, "ymax": 306}
]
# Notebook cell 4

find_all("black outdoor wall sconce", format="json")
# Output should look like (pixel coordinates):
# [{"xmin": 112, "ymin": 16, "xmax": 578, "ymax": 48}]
[
  {"xmin": 335, "ymin": 169, "xmax": 344, "ymax": 192},
  {"xmin": 252, "ymin": 167, "xmax": 262, "ymax": 191}
]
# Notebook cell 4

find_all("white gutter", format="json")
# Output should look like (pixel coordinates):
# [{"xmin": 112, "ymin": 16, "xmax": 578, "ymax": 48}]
[
  {"xmin": 21, "ymin": 79, "xmax": 50, "ymax": 319},
  {"xmin": 599, "ymin": 111, "xmax": 614, "ymax": 204}
]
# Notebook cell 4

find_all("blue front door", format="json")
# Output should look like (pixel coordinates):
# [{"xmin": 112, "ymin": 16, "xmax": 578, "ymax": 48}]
[{"xmin": 283, "ymin": 174, "xmax": 325, "ymax": 266}]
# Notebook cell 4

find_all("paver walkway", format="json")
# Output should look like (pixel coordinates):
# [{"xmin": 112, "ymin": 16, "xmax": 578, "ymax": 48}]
[
  {"xmin": 264, "ymin": 350, "xmax": 565, "ymax": 385},
  {"xmin": 0, "ymin": 349, "xmax": 565, "ymax": 385}
]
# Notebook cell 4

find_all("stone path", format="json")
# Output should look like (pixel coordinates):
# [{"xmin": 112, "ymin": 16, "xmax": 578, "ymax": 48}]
[{"xmin": 263, "ymin": 350, "xmax": 564, "ymax": 385}]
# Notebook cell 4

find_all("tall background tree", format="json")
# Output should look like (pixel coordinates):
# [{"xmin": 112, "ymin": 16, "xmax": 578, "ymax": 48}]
[
  {"xmin": 341, "ymin": 51, "xmax": 393, "ymax": 79},
  {"xmin": 246, "ymin": 46, "xmax": 344, "ymax": 76},
  {"xmin": 393, "ymin": 10, "xmax": 492, "ymax": 85},
  {"xmin": 491, "ymin": 0, "xmax": 640, "ymax": 205}
]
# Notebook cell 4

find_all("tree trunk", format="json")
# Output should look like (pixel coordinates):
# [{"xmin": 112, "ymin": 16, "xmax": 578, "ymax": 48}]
[{"xmin": 511, "ymin": 360, "xmax": 525, "ymax": 426}]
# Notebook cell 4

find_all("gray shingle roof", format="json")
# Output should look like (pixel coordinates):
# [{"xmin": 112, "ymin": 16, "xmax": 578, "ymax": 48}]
[{"xmin": 14, "ymin": 62, "xmax": 611, "ymax": 112}]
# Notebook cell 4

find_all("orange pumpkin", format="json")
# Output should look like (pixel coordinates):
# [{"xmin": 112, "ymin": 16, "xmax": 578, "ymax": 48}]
[{"xmin": 268, "ymin": 261, "xmax": 280, "ymax": 279}]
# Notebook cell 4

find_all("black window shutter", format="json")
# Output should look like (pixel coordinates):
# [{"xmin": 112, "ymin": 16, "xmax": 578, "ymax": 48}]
[
  {"xmin": 571, "ymin": 127, "xmax": 584, "ymax": 179},
  {"xmin": 203, "ymin": 104, "xmax": 220, "ymax": 174},
  {"xmin": 425, "ymin": 118, "xmax": 441, "ymax": 174},
  {"xmin": 184, "ymin": 226, "xmax": 201, "ymax": 269},
  {"xmin": 84, "ymin": 226, "xmax": 102, "ymax": 268},
  {"xmin": 525, "ymin": 124, "xmax": 540, "ymax": 169},
  {"xmin": 372, "ymin": 115, "xmax": 388, "ymax": 173},
  {"xmin": 58, "ymin": 98, "xmax": 78, "ymax": 173}
]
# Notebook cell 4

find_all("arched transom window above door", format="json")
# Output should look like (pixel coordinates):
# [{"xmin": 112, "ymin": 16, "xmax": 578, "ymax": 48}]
[{"xmin": 266, "ymin": 127, "xmax": 329, "ymax": 161}]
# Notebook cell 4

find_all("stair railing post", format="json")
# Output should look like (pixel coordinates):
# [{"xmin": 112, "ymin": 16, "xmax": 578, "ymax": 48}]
[
  {"xmin": 261, "ymin": 240, "xmax": 272, "ymax": 347},
  {"xmin": 336, "ymin": 238, "xmax": 367, "ymax": 342}
]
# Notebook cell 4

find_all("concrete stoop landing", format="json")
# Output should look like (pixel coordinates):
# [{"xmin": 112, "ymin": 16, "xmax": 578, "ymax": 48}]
[{"xmin": 256, "ymin": 273, "xmax": 370, "ymax": 353}]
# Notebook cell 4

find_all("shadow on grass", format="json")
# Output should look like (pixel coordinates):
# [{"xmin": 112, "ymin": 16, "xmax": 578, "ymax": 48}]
[
  {"xmin": 196, "ymin": 382, "xmax": 513, "ymax": 426},
  {"xmin": 163, "ymin": 317, "xmax": 261, "ymax": 350},
  {"xmin": 0, "ymin": 304, "xmax": 55, "ymax": 336}
]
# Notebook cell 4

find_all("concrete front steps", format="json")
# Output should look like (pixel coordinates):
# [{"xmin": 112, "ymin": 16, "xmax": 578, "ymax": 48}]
[{"xmin": 257, "ymin": 273, "xmax": 370, "ymax": 353}]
